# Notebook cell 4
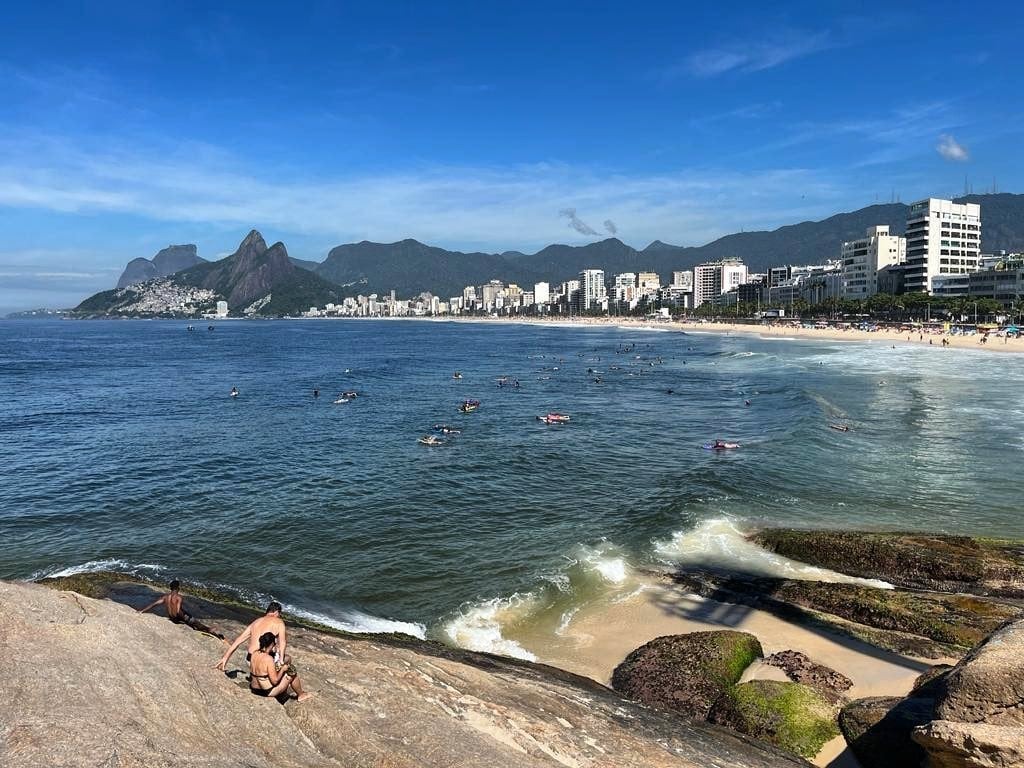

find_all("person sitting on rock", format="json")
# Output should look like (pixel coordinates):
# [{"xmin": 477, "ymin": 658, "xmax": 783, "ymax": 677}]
[
  {"xmin": 215, "ymin": 600, "xmax": 287, "ymax": 671},
  {"xmin": 249, "ymin": 631, "xmax": 313, "ymax": 703},
  {"xmin": 138, "ymin": 579, "xmax": 224, "ymax": 639}
]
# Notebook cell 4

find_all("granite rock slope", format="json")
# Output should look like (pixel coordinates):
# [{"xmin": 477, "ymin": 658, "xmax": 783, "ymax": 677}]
[{"xmin": 0, "ymin": 581, "xmax": 806, "ymax": 768}]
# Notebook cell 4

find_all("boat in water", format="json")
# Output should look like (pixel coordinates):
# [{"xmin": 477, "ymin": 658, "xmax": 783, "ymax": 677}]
[
  {"xmin": 452, "ymin": 372, "xmax": 463, "ymax": 379},
  {"xmin": 418, "ymin": 435, "xmax": 444, "ymax": 446},
  {"xmin": 829, "ymin": 424, "xmax": 850, "ymax": 432},
  {"xmin": 703, "ymin": 441, "xmax": 740, "ymax": 451},
  {"xmin": 459, "ymin": 399, "xmax": 480, "ymax": 413}
]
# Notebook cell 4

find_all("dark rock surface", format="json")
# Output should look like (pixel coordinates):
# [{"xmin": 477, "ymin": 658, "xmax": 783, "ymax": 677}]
[
  {"xmin": 1, "ymin": 579, "xmax": 807, "ymax": 768},
  {"xmin": 673, "ymin": 569, "xmax": 1021, "ymax": 657},
  {"xmin": 708, "ymin": 680, "xmax": 839, "ymax": 759},
  {"xmin": 839, "ymin": 695, "xmax": 935, "ymax": 768},
  {"xmin": 611, "ymin": 631, "xmax": 762, "ymax": 720},
  {"xmin": 763, "ymin": 650, "xmax": 853, "ymax": 699},
  {"xmin": 117, "ymin": 244, "xmax": 203, "ymax": 288},
  {"xmin": 752, "ymin": 529, "xmax": 1024, "ymax": 597}
]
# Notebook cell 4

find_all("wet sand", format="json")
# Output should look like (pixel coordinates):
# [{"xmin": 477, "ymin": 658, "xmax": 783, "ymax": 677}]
[{"xmin": 513, "ymin": 581, "xmax": 955, "ymax": 767}]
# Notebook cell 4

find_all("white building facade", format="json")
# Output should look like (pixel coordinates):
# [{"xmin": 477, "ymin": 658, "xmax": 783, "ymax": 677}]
[
  {"xmin": 576, "ymin": 269, "xmax": 607, "ymax": 312},
  {"xmin": 693, "ymin": 259, "xmax": 747, "ymax": 308},
  {"xmin": 904, "ymin": 198, "xmax": 982, "ymax": 294},
  {"xmin": 840, "ymin": 225, "xmax": 906, "ymax": 299}
]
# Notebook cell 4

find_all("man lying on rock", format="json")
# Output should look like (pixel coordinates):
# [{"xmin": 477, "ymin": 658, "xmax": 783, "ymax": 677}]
[
  {"xmin": 248, "ymin": 631, "xmax": 314, "ymax": 702},
  {"xmin": 215, "ymin": 600, "xmax": 288, "ymax": 671},
  {"xmin": 138, "ymin": 579, "xmax": 225, "ymax": 639}
]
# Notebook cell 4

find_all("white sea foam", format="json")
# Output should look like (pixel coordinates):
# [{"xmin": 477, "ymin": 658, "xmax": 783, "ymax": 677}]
[
  {"xmin": 575, "ymin": 542, "xmax": 630, "ymax": 585},
  {"xmin": 654, "ymin": 518, "xmax": 893, "ymax": 589},
  {"xmin": 284, "ymin": 604, "xmax": 427, "ymax": 639},
  {"xmin": 35, "ymin": 559, "xmax": 167, "ymax": 580},
  {"xmin": 441, "ymin": 593, "xmax": 539, "ymax": 660}
]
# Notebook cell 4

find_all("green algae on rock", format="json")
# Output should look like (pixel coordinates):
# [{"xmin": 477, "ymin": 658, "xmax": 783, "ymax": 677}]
[
  {"xmin": 709, "ymin": 680, "xmax": 840, "ymax": 758},
  {"xmin": 752, "ymin": 529, "xmax": 1024, "ymax": 597},
  {"xmin": 611, "ymin": 631, "xmax": 763, "ymax": 720}
]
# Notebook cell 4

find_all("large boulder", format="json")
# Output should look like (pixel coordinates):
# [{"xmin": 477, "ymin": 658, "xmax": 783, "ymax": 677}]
[
  {"xmin": 0, "ymin": 580, "xmax": 806, "ymax": 768},
  {"xmin": 611, "ymin": 631, "xmax": 763, "ymax": 719},
  {"xmin": 912, "ymin": 720, "xmax": 1024, "ymax": 767},
  {"xmin": 839, "ymin": 695, "xmax": 935, "ymax": 768},
  {"xmin": 752, "ymin": 530, "xmax": 1024, "ymax": 597},
  {"xmin": 708, "ymin": 680, "xmax": 839, "ymax": 759},
  {"xmin": 934, "ymin": 618, "xmax": 1024, "ymax": 725}
]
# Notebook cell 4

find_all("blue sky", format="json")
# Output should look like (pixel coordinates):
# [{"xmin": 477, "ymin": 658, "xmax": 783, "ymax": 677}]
[{"xmin": 1, "ymin": 0, "xmax": 1022, "ymax": 312}]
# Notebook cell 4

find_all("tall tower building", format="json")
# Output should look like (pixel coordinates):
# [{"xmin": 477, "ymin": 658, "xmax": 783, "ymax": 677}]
[
  {"xmin": 904, "ymin": 198, "xmax": 981, "ymax": 293},
  {"xmin": 693, "ymin": 259, "xmax": 747, "ymax": 308},
  {"xmin": 576, "ymin": 269, "xmax": 607, "ymax": 312}
]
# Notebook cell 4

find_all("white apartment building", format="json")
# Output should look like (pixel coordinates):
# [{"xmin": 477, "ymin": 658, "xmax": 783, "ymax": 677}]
[
  {"xmin": 671, "ymin": 270, "xmax": 693, "ymax": 291},
  {"xmin": 576, "ymin": 269, "xmax": 607, "ymax": 312},
  {"xmin": 533, "ymin": 281, "xmax": 550, "ymax": 306},
  {"xmin": 840, "ymin": 225, "xmax": 906, "ymax": 299},
  {"xmin": 904, "ymin": 198, "xmax": 982, "ymax": 293},
  {"xmin": 693, "ymin": 259, "xmax": 747, "ymax": 308},
  {"xmin": 613, "ymin": 272, "xmax": 637, "ymax": 304}
]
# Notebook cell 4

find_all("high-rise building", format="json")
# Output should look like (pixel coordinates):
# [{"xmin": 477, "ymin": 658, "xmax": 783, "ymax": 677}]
[
  {"xmin": 693, "ymin": 259, "xmax": 747, "ymax": 308},
  {"xmin": 903, "ymin": 198, "xmax": 981, "ymax": 293},
  {"xmin": 840, "ymin": 225, "xmax": 906, "ymax": 299},
  {"xmin": 671, "ymin": 271, "xmax": 693, "ymax": 291},
  {"xmin": 576, "ymin": 269, "xmax": 607, "ymax": 312},
  {"xmin": 533, "ymin": 281, "xmax": 550, "ymax": 306},
  {"xmin": 481, "ymin": 279, "xmax": 504, "ymax": 310},
  {"xmin": 613, "ymin": 272, "xmax": 637, "ymax": 304},
  {"xmin": 637, "ymin": 271, "xmax": 661, "ymax": 297}
]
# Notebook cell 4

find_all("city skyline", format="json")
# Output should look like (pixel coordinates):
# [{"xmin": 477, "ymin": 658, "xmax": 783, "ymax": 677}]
[{"xmin": 2, "ymin": 1, "xmax": 1023, "ymax": 312}]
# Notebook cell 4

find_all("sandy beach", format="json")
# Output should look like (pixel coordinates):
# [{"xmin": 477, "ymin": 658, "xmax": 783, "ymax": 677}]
[{"xmin": 513, "ymin": 579, "xmax": 956, "ymax": 767}]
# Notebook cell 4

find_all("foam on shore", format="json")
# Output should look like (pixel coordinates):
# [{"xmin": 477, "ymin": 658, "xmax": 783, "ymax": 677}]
[{"xmin": 654, "ymin": 518, "xmax": 893, "ymax": 588}]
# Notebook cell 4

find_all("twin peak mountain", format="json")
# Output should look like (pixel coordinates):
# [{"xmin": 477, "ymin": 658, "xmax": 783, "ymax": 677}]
[{"xmin": 83, "ymin": 193, "xmax": 1024, "ymax": 316}]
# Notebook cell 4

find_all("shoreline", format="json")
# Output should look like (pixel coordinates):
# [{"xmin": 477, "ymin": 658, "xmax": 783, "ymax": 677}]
[{"xmin": 512, "ymin": 577, "xmax": 955, "ymax": 767}]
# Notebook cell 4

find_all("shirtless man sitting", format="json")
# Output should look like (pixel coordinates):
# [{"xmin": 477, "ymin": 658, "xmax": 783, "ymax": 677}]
[
  {"xmin": 215, "ymin": 601, "xmax": 287, "ymax": 671},
  {"xmin": 138, "ymin": 579, "xmax": 224, "ymax": 639}
]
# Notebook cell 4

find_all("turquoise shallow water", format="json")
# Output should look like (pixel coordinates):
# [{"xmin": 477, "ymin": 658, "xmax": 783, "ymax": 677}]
[{"xmin": 1, "ymin": 319, "xmax": 1021, "ymax": 648}]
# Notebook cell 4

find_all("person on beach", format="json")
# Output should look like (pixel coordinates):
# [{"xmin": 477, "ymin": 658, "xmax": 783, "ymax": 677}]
[
  {"xmin": 215, "ymin": 600, "xmax": 287, "ymax": 671},
  {"xmin": 138, "ymin": 580, "xmax": 224, "ymax": 639},
  {"xmin": 249, "ymin": 631, "xmax": 314, "ymax": 703}
]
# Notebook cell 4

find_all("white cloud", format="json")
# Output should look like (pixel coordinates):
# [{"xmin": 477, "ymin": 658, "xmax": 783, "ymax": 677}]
[
  {"xmin": 936, "ymin": 134, "xmax": 970, "ymax": 162},
  {"xmin": 0, "ymin": 133, "xmax": 847, "ymax": 253},
  {"xmin": 680, "ymin": 30, "xmax": 833, "ymax": 77}
]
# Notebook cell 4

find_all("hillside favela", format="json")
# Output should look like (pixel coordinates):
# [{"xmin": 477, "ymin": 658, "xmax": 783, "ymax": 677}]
[{"xmin": 3, "ymin": 4, "xmax": 1024, "ymax": 768}]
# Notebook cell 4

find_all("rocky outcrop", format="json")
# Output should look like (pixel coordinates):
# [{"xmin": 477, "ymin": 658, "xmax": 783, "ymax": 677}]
[
  {"xmin": 708, "ymin": 680, "xmax": 840, "ymax": 759},
  {"xmin": 763, "ymin": 651, "xmax": 852, "ymax": 700},
  {"xmin": 839, "ymin": 695, "xmax": 935, "ymax": 768},
  {"xmin": 0, "ymin": 580, "xmax": 805, "ymax": 768},
  {"xmin": 611, "ymin": 631, "xmax": 763, "ymax": 720},
  {"xmin": 673, "ymin": 569, "xmax": 1021, "ymax": 658},
  {"xmin": 752, "ymin": 530, "xmax": 1024, "ymax": 597},
  {"xmin": 913, "ymin": 720, "xmax": 1024, "ymax": 767},
  {"xmin": 117, "ymin": 244, "xmax": 203, "ymax": 288},
  {"xmin": 909, "ymin": 618, "xmax": 1024, "ymax": 766}
]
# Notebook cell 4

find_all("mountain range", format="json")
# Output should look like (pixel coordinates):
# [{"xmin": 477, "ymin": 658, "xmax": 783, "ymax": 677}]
[
  {"xmin": 81, "ymin": 231, "xmax": 346, "ymax": 317},
  {"xmin": 91, "ymin": 193, "xmax": 1024, "ymax": 316}
]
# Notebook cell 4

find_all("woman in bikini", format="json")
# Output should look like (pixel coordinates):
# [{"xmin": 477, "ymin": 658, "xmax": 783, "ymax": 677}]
[{"xmin": 249, "ymin": 632, "xmax": 314, "ymax": 702}]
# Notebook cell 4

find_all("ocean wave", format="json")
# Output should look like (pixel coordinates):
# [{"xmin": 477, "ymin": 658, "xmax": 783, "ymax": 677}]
[
  {"xmin": 653, "ymin": 517, "xmax": 893, "ymax": 588},
  {"xmin": 441, "ymin": 593, "xmax": 540, "ymax": 660},
  {"xmin": 33, "ymin": 558, "xmax": 167, "ymax": 580},
  {"xmin": 32, "ymin": 560, "xmax": 427, "ymax": 638},
  {"xmin": 284, "ymin": 603, "xmax": 427, "ymax": 639}
]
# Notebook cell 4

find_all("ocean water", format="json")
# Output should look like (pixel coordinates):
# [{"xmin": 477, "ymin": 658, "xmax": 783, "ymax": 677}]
[{"xmin": 1, "ymin": 319, "xmax": 1021, "ymax": 655}]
